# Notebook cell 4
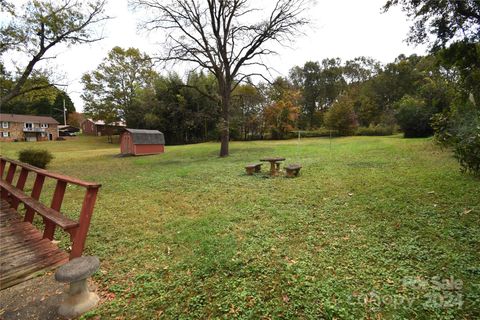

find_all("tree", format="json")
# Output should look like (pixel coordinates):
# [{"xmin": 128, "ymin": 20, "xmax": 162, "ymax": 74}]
[
  {"xmin": 324, "ymin": 93, "xmax": 358, "ymax": 135},
  {"xmin": 289, "ymin": 61, "xmax": 322, "ymax": 129},
  {"xmin": 318, "ymin": 58, "xmax": 347, "ymax": 110},
  {"xmin": 82, "ymin": 46, "xmax": 154, "ymax": 127},
  {"xmin": 343, "ymin": 56, "xmax": 381, "ymax": 84},
  {"xmin": 231, "ymin": 84, "xmax": 264, "ymax": 140},
  {"xmin": 395, "ymin": 95, "xmax": 433, "ymax": 138},
  {"xmin": 1, "ymin": 76, "xmax": 76, "ymax": 120},
  {"xmin": 153, "ymin": 73, "xmax": 190, "ymax": 145},
  {"xmin": 437, "ymin": 42, "xmax": 480, "ymax": 103},
  {"xmin": 182, "ymin": 71, "xmax": 220, "ymax": 142},
  {"xmin": 264, "ymin": 89, "xmax": 300, "ymax": 139},
  {"xmin": 133, "ymin": 0, "xmax": 309, "ymax": 156},
  {"xmin": 383, "ymin": 0, "xmax": 480, "ymax": 49},
  {"xmin": 68, "ymin": 112, "xmax": 84, "ymax": 128},
  {"xmin": 0, "ymin": 0, "xmax": 108, "ymax": 106}
]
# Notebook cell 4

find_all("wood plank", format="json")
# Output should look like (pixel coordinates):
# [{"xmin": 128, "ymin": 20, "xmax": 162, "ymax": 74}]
[
  {"xmin": 0, "ymin": 239, "xmax": 55, "ymax": 259},
  {"xmin": 0, "ymin": 201, "xmax": 69, "ymax": 290},
  {"xmin": 0, "ymin": 252, "xmax": 68, "ymax": 290},
  {"xmin": 0, "ymin": 222, "xmax": 39, "ymax": 236},
  {"xmin": 0, "ymin": 180, "xmax": 79, "ymax": 230},
  {"xmin": 0, "ymin": 228, "xmax": 41, "ymax": 243},
  {"xmin": 0, "ymin": 157, "xmax": 101, "ymax": 188},
  {"xmin": 0, "ymin": 234, "xmax": 43, "ymax": 251},
  {"xmin": 0, "ymin": 261, "xmax": 66, "ymax": 289},
  {"xmin": 1, "ymin": 248, "xmax": 67, "ymax": 278}
]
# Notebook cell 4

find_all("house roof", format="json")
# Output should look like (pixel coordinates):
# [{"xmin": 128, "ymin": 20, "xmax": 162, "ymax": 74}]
[
  {"xmin": 0, "ymin": 113, "xmax": 59, "ymax": 124},
  {"xmin": 86, "ymin": 119, "xmax": 126, "ymax": 127},
  {"xmin": 124, "ymin": 128, "xmax": 165, "ymax": 145},
  {"xmin": 58, "ymin": 125, "xmax": 80, "ymax": 132}
]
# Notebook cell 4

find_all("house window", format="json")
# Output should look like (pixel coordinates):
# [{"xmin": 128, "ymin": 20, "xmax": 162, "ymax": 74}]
[
  {"xmin": 41, "ymin": 132, "xmax": 46, "ymax": 137},
  {"xmin": 1, "ymin": 121, "xmax": 8, "ymax": 129},
  {"xmin": 40, "ymin": 123, "xmax": 49, "ymax": 128},
  {"xmin": 24, "ymin": 122, "xmax": 33, "ymax": 129},
  {"xmin": 2, "ymin": 132, "xmax": 10, "ymax": 138}
]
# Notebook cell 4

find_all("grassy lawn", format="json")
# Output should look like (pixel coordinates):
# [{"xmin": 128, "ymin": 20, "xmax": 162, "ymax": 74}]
[{"xmin": 1, "ymin": 135, "xmax": 479, "ymax": 319}]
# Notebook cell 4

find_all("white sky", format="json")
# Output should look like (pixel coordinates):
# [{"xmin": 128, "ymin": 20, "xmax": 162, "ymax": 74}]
[{"xmin": 7, "ymin": 0, "xmax": 427, "ymax": 111}]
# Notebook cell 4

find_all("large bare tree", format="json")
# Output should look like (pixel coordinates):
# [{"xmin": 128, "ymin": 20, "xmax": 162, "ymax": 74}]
[
  {"xmin": 133, "ymin": 0, "xmax": 309, "ymax": 156},
  {"xmin": 0, "ymin": 0, "xmax": 108, "ymax": 107}
]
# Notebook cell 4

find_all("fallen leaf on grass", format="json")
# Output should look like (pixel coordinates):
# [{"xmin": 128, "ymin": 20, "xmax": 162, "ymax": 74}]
[
  {"xmin": 284, "ymin": 256, "xmax": 297, "ymax": 264},
  {"xmin": 282, "ymin": 295, "xmax": 290, "ymax": 303}
]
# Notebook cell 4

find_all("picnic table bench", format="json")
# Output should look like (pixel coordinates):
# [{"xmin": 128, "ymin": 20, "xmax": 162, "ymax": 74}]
[
  {"xmin": 245, "ymin": 163, "xmax": 262, "ymax": 175},
  {"xmin": 0, "ymin": 156, "xmax": 101, "ymax": 289},
  {"xmin": 285, "ymin": 164, "xmax": 302, "ymax": 177}
]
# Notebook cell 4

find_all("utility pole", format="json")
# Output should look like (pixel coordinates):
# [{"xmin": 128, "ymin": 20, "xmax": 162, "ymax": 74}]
[{"xmin": 63, "ymin": 96, "xmax": 67, "ymax": 125}]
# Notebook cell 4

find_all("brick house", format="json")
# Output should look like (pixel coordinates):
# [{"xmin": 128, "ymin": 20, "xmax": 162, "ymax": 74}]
[
  {"xmin": 81, "ymin": 119, "xmax": 126, "ymax": 136},
  {"xmin": 0, "ymin": 114, "xmax": 59, "ymax": 142}
]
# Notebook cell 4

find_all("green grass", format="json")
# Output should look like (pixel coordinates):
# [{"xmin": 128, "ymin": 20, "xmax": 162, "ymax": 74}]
[{"xmin": 1, "ymin": 135, "xmax": 479, "ymax": 319}]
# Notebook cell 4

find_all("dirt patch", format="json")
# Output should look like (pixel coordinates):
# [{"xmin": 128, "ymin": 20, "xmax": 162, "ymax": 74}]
[{"xmin": 0, "ymin": 273, "xmax": 98, "ymax": 320}]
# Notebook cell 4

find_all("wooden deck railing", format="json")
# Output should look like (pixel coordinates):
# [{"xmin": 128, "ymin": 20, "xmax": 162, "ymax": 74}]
[{"xmin": 0, "ymin": 156, "xmax": 101, "ymax": 259}]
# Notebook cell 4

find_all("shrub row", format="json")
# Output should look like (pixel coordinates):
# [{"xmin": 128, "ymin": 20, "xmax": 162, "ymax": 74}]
[
  {"xmin": 285, "ymin": 126, "xmax": 395, "ymax": 139},
  {"xmin": 355, "ymin": 125, "xmax": 395, "ymax": 136}
]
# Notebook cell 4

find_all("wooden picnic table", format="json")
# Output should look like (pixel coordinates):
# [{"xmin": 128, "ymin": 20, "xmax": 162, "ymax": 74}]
[{"xmin": 260, "ymin": 157, "xmax": 286, "ymax": 175}]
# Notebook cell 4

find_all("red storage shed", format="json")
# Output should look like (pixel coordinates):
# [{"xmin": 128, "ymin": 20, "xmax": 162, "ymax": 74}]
[{"xmin": 120, "ymin": 129, "xmax": 165, "ymax": 156}]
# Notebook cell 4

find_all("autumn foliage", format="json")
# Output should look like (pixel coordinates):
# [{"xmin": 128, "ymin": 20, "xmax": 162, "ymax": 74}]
[{"xmin": 264, "ymin": 90, "xmax": 301, "ymax": 139}]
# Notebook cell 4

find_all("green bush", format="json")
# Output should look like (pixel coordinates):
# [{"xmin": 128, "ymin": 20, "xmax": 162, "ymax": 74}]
[
  {"xmin": 18, "ymin": 149, "xmax": 53, "ymax": 169},
  {"xmin": 356, "ymin": 125, "xmax": 394, "ymax": 136},
  {"xmin": 452, "ymin": 104, "xmax": 480, "ymax": 175},
  {"xmin": 454, "ymin": 124, "xmax": 480, "ymax": 175},
  {"xmin": 431, "ymin": 111, "xmax": 454, "ymax": 147},
  {"xmin": 432, "ymin": 100, "xmax": 480, "ymax": 175},
  {"xmin": 395, "ymin": 95, "xmax": 434, "ymax": 138}
]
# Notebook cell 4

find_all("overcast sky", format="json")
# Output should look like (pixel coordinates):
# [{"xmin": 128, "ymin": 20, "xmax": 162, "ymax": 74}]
[{"xmin": 15, "ymin": 0, "xmax": 428, "ymax": 111}]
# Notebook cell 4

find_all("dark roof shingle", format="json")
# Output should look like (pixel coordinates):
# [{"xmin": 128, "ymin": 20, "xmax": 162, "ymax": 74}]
[
  {"xmin": 125, "ymin": 128, "xmax": 165, "ymax": 145},
  {"xmin": 0, "ymin": 114, "xmax": 59, "ymax": 124}
]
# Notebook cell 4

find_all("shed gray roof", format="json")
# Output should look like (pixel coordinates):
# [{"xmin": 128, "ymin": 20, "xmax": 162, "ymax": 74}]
[{"xmin": 125, "ymin": 128, "xmax": 165, "ymax": 145}]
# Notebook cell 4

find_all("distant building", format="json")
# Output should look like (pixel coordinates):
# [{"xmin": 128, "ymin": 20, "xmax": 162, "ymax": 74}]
[
  {"xmin": 81, "ymin": 119, "xmax": 126, "ymax": 136},
  {"xmin": 120, "ymin": 129, "xmax": 165, "ymax": 156},
  {"xmin": 58, "ymin": 125, "xmax": 80, "ymax": 136},
  {"xmin": 0, "ymin": 114, "xmax": 59, "ymax": 142}
]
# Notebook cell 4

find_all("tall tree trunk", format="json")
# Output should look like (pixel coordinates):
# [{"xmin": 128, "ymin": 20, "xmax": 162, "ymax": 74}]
[{"xmin": 219, "ymin": 88, "xmax": 230, "ymax": 157}]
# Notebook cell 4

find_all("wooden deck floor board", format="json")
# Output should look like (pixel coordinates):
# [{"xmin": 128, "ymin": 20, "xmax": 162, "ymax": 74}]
[{"xmin": 0, "ymin": 200, "xmax": 68, "ymax": 290}]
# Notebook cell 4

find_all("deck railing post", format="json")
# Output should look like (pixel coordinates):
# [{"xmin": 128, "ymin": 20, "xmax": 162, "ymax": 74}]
[
  {"xmin": 70, "ymin": 187, "xmax": 99, "ymax": 259},
  {"xmin": 1, "ymin": 162, "xmax": 17, "ymax": 200},
  {"xmin": 5, "ymin": 163, "xmax": 17, "ymax": 184},
  {"xmin": 0, "ymin": 158, "xmax": 6, "ymax": 179},
  {"xmin": 12, "ymin": 168, "xmax": 29, "ymax": 210},
  {"xmin": 24, "ymin": 173, "xmax": 45, "ymax": 223},
  {"xmin": 44, "ymin": 180, "xmax": 67, "ymax": 240}
]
